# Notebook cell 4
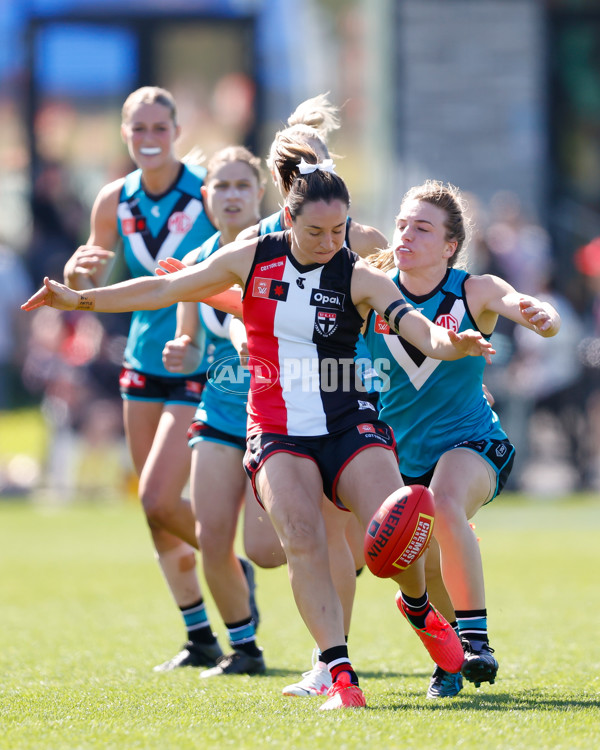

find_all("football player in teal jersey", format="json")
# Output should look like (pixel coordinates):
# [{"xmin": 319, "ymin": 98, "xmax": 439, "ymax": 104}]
[
  {"xmin": 162, "ymin": 145, "xmax": 278, "ymax": 676},
  {"xmin": 63, "ymin": 87, "xmax": 226, "ymax": 672},
  {"xmin": 365, "ymin": 180, "xmax": 561, "ymax": 695}
]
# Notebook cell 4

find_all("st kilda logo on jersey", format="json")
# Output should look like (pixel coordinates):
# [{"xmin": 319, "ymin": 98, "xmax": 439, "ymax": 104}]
[
  {"xmin": 315, "ymin": 310, "xmax": 338, "ymax": 337},
  {"xmin": 252, "ymin": 277, "xmax": 289, "ymax": 301}
]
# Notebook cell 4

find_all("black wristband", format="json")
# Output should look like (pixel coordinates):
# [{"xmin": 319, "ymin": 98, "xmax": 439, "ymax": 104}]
[{"xmin": 383, "ymin": 299, "xmax": 411, "ymax": 333}]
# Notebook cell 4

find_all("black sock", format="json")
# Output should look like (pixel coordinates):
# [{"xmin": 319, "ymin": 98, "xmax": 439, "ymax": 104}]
[
  {"xmin": 181, "ymin": 598, "xmax": 218, "ymax": 645},
  {"xmin": 321, "ymin": 644, "xmax": 359, "ymax": 686},
  {"xmin": 401, "ymin": 591, "xmax": 431, "ymax": 629},
  {"xmin": 225, "ymin": 616, "xmax": 261, "ymax": 657}
]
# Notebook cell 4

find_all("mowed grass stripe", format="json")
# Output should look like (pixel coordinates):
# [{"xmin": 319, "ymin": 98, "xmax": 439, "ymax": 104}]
[{"xmin": 0, "ymin": 496, "xmax": 598, "ymax": 749}]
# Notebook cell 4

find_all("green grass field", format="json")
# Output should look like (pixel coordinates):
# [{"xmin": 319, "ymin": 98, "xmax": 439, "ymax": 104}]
[{"xmin": 1, "ymin": 493, "xmax": 599, "ymax": 749}]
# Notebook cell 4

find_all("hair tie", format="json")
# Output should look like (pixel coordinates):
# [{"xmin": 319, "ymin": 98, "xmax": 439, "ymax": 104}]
[{"xmin": 298, "ymin": 158, "xmax": 337, "ymax": 175}]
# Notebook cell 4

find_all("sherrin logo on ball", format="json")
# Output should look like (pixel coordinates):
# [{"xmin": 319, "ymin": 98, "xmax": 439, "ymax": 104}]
[{"xmin": 364, "ymin": 485, "xmax": 435, "ymax": 578}]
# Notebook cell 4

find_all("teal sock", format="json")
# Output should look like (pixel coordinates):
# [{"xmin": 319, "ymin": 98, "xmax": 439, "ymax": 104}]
[
  {"xmin": 181, "ymin": 599, "xmax": 217, "ymax": 645},
  {"xmin": 225, "ymin": 616, "xmax": 261, "ymax": 657},
  {"xmin": 456, "ymin": 609, "xmax": 488, "ymax": 647}
]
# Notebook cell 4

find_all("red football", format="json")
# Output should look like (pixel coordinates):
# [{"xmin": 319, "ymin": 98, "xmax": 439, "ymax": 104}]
[{"xmin": 364, "ymin": 485, "xmax": 435, "ymax": 578}]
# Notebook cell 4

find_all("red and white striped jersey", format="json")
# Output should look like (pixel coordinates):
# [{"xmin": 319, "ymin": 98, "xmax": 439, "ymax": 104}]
[{"xmin": 242, "ymin": 231, "xmax": 379, "ymax": 436}]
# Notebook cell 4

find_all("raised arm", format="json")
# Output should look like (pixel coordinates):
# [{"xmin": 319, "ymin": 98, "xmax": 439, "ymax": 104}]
[
  {"xmin": 353, "ymin": 261, "xmax": 495, "ymax": 362},
  {"xmin": 466, "ymin": 274, "xmax": 561, "ymax": 338},
  {"xmin": 63, "ymin": 180, "xmax": 122, "ymax": 290}
]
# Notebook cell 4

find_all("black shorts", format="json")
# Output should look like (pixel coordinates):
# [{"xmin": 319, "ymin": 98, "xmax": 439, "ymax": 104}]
[
  {"xmin": 187, "ymin": 420, "xmax": 246, "ymax": 451},
  {"xmin": 119, "ymin": 367, "xmax": 207, "ymax": 405},
  {"xmin": 244, "ymin": 420, "xmax": 396, "ymax": 510},
  {"xmin": 401, "ymin": 437, "xmax": 515, "ymax": 503}
]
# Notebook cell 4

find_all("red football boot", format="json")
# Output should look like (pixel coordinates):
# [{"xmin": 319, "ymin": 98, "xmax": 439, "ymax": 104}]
[
  {"xmin": 396, "ymin": 591, "xmax": 464, "ymax": 674},
  {"xmin": 319, "ymin": 672, "xmax": 366, "ymax": 710}
]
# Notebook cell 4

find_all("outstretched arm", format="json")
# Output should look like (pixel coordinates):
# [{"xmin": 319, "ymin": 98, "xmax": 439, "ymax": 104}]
[
  {"xmin": 157, "ymin": 257, "xmax": 243, "ymax": 316},
  {"xmin": 21, "ymin": 269, "xmax": 225, "ymax": 313},
  {"xmin": 22, "ymin": 240, "xmax": 254, "ymax": 314},
  {"xmin": 353, "ymin": 261, "xmax": 496, "ymax": 363},
  {"xmin": 467, "ymin": 274, "xmax": 561, "ymax": 338}
]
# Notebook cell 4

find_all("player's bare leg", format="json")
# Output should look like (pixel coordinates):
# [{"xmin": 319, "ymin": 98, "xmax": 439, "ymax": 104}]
[
  {"xmin": 337, "ymin": 449, "xmax": 464, "ymax": 674},
  {"xmin": 430, "ymin": 448, "xmax": 499, "ymax": 686}
]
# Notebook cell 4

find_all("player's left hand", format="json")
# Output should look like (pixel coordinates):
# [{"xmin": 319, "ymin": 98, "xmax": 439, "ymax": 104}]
[
  {"xmin": 162, "ymin": 334, "xmax": 200, "ymax": 373},
  {"xmin": 519, "ymin": 297, "xmax": 560, "ymax": 335},
  {"xmin": 156, "ymin": 257, "xmax": 186, "ymax": 276},
  {"xmin": 448, "ymin": 329, "xmax": 496, "ymax": 364}
]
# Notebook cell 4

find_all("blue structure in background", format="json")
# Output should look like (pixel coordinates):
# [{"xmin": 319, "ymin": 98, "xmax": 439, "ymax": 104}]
[
  {"xmin": 1, "ymin": 0, "xmax": 296, "ymax": 143},
  {"xmin": 0, "ymin": 0, "xmax": 286, "ymax": 97},
  {"xmin": 34, "ymin": 24, "xmax": 139, "ymax": 95}
]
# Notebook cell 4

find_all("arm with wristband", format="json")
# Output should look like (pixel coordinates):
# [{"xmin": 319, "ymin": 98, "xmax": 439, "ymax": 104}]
[{"xmin": 353, "ymin": 260, "xmax": 495, "ymax": 363}]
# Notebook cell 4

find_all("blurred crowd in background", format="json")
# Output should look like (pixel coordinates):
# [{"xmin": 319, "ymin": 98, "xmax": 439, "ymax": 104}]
[
  {"xmin": 1, "ymin": 0, "xmax": 600, "ymax": 500},
  {"xmin": 2, "ymin": 174, "xmax": 600, "ymax": 501}
]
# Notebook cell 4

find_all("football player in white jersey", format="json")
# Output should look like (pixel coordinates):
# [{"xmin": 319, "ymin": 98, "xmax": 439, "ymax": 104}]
[
  {"xmin": 24, "ymin": 161, "xmax": 495, "ymax": 710},
  {"xmin": 238, "ymin": 96, "xmax": 388, "ymax": 697}
]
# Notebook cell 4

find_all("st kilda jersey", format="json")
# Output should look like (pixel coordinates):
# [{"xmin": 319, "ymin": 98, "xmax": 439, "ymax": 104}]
[
  {"xmin": 242, "ymin": 231, "xmax": 379, "ymax": 436},
  {"xmin": 364, "ymin": 267, "xmax": 507, "ymax": 476},
  {"xmin": 116, "ymin": 164, "xmax": 216, "ymax": 376}
]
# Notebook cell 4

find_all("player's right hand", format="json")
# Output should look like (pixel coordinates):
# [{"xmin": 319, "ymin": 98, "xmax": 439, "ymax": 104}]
[
  {"xmin": 162, "ymin": 334, "xmax": 194, "ymax": 373},
  {"xmin": 70, "ymin": 245, "xmax": 114, "ymax": 276},
  {"xmin": 448, "ymin": 329, "xmax": 496, "ymax": 364},
  {"xmin": 21, "ymin": 277, "xmax": 80, "ymax": 312}
]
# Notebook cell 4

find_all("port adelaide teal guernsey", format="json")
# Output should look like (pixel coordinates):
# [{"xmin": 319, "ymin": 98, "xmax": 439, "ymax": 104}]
[{"xmin": 117, "ymin": 164, "xmax": 216, "ymax": 376}]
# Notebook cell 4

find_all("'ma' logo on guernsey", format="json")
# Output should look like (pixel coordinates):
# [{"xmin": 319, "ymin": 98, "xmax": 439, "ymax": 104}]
[
  {"xmin": 167, "ymin": 212, "xmax": 193, "ymax": 234},
  {"xmin": 309, "ymin": 289, "xmax": 345, "ymax": 310},
  {"xmin": 435, "ymin": 313, "xmax": 459, "ymax": 332},
  {"xmin": 207, "ymin": 355, "xmax": 278, "ymax": 395},
  {"xmin": 252, "ymin": 277, "xmax": 289, "ymax": 301}
]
